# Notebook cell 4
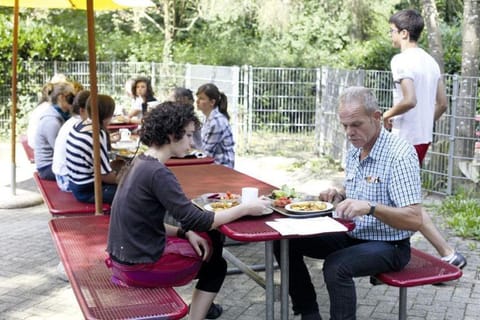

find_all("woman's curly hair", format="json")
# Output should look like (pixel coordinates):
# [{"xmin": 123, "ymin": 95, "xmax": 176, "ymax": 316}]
[{"xmin": 139, "ymin": 101, "xmax": 200, "ymax": 147}]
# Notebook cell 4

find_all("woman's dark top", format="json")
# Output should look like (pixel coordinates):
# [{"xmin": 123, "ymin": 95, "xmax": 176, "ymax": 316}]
[{"xmin": 107, "ymin": 154, "xmax": 214, "ymax": 264}]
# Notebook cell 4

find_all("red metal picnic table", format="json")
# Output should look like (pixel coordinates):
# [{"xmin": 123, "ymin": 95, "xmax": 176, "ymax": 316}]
[{"xmin": 170, "ymin": 164, "xmax": 354, "ymax": 320}]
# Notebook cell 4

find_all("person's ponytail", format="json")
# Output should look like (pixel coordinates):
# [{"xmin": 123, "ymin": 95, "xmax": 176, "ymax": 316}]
[{"xmin": 217, "ymin": 92, "xmax": 230, "ymax": 120}]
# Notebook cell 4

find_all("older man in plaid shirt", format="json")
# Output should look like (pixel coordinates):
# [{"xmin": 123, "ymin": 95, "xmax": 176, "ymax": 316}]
[{"xmin": 274, "ymin": 86, "xmax": 423, "ymax": 320}]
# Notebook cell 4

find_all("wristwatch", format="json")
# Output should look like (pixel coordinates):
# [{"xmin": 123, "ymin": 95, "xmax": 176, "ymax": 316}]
[{"xmin": 368, "ymin": 202, "xmax": 377, "ymax": 216}]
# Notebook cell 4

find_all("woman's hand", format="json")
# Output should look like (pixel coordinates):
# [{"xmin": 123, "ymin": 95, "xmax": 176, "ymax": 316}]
[
  {"xmin": 185, "ymin": 231, "xmax": 212, "ymax": 261},
  {"xmin": 242, "ymin": 198, "xmax": 272, "ymax": 216}
]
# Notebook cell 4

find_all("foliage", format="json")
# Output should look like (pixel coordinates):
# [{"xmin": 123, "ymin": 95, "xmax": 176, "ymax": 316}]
[
  {"xmin": 439, "ymin": 21, "xmax": 462, "ymax": 74},
  {"xmin": 0, "ymin": 0, "xmax": 471, "ymax": 131},
  {"xmin": 438, "ymin": 189, "xmax": 480, "ymax": 240},
  {"xmin": 0, "ymin": 1, "xmax": 467, "ymax": 71},
  {"xmin": 0, "ymin": 9, "xmax": 85, "ymax": 62},
  {"xmin": 339, "ymin": 38, "xmax": 397, "ymax": 70}
]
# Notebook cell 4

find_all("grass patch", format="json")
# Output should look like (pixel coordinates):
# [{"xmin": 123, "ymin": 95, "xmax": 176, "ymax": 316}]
[
  {"xmin": 438, "ymin": 189, "xmax": 480, "ymax": 240},
  {"xmin": 288, "ymin": 157, "xmax": 343, "ymax": 175}
]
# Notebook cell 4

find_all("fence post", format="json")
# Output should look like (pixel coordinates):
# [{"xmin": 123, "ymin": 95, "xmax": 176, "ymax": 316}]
[
  {"xmin": 150, "ymin": 62, "xmax": 156, "ymax": 89},
  {"xmin": 357, "ymin": 69, "xmax": 365, "ymax": 86},
  {"xmin": 111, "ymin": 61, "xmax": 116, "ymax": 93},
  {"xmin": 314, "ymin": 67, "xmax": 322, "ymax": 155},
  {"xmin": 447, "ymin": 74, "xmax": 459, "ymax": 195},
  {"xmin": 246, "ymin": 65, "xmax": 253, "ymax": 152},
  {"xmin": 185, "ymin": 63, "xmax": 192, "ymax": 89},
  {"xmin": 231, "ymin": 65, "xmax": 240, "ymax": 152}
]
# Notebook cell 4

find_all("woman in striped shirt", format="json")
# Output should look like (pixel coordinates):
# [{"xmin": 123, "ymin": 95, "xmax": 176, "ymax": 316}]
[{"xmin": 66, "ymin": 95, "xmax": 119, "ymax": 204}]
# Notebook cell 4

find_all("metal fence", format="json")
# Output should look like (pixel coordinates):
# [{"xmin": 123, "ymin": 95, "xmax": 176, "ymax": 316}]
[{"xmin": 1, "ymin": 61, "xmax": 479, "ymax": 195}]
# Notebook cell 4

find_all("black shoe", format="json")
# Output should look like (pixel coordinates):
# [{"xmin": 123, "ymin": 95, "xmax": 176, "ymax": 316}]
[
  {"xmin": 442, "ymin": 251, "xmax": 467, "ymax": 269},
  {"xmin": 189, "ymin": 303, "xmax": 223, "ymax": 319},
  {"xmin": 434, "ymin": 251, "xmax": 467, "ymax": 286},
  {"xmin": 301, "ymin": 312, "xmax": 322, "ymax": 320},
  {"xmin": 206, "ymin": 303, "xmax": 223, "ymax": 319}
]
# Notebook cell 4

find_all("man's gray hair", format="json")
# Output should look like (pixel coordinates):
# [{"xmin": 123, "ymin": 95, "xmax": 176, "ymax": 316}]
[{"xmin": 338, "ymin": 86, "xmax": 379, "ymax": 114}]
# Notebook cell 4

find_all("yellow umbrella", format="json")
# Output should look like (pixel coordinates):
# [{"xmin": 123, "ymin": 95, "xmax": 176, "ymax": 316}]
[
  {"xmin": 0, "ymin": 0, "xmax": 152, "ymax": 9},
  {"xmin": 2, "ymin": 0, "xmax": 153, "ymax": 214}
]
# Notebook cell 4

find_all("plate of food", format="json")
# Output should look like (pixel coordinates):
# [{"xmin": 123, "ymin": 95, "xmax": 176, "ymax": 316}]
[
  {"xmin": 269, "ymin": 184, "xmax": 298, "ymax": 208},
  {"xmin": 204, "ymin": 202, "xmax": 273, "ymax": 215},
  {"xmin": 285, "ymin": 201, "xmax": 333, "ymax": 214},
  {"xmin": 204, "ymin": 201, "xmax": 241, "ymax": 212},
  {"xmin": 111, "ymin": 140, "xmax": 138, "ymax": 150},
  {"xmin": 111, "ymin": 115, "xmax": 128, "ymax": 124},
  {"xmin": 112, "ymin": 149, "xmax": 136, "ymax": 158},
  {"xmin": 201, "ymin": 192, "xmax": 240, "ymax": 203}
]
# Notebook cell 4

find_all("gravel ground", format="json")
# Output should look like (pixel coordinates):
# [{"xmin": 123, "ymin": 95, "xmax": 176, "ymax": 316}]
[{"xmin": 235, "ymin": 155, "xmax": 345, "ymax": 196}]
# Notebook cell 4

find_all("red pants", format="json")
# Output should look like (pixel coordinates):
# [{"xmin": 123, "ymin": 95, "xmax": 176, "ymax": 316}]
[
  {"xmin": 106, "ymin": 234, "xmax": 209, "ymax": 288},
  {"xmin": 414, "ymin": 143, "xmax": 430, "ymax": 166}
]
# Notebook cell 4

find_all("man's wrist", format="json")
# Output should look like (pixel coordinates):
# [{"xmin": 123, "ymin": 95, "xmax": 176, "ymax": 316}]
[
  {"xmin": 337, "ymin": 191, "xmax": 346, "ymax": 201},
  {"xmin": 368, "ymin": 202, "xmax": 377, "ymax": 216}
]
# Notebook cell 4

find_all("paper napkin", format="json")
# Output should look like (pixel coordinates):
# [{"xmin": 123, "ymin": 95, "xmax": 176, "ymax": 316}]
[{"xmin": 266, "ymin": 216, "xmax": 348, "ymax": 236}]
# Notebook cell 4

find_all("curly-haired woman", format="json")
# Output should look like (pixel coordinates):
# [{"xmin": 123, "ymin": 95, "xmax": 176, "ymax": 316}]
[{"xmin": 106, "ymin": 101, "xmax": 270, "ymax": 320}]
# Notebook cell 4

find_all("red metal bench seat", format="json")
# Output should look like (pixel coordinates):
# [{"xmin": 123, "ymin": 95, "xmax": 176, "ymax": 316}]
[
  {"xmin": 49, "ymin": 215, "xmax": 188, "ymax": 320},
  {"xmin": 33, "ymin": 172, "xmax": 111, "ymax": 216},
  {"xmin": 20, "ymin": 134, "xmax": 35, "ymax": 163},
  {"xmin": 371, "ymin": 247, "xmax": 462, "ymax": 320}
]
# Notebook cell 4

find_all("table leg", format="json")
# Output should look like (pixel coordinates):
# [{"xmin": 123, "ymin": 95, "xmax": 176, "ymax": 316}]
[
  {"xmin": 265, "ymin": 241, "xmax": 274, "ymax": 320},
  {"xmin": 280, "ymin": 239, "xmax": 289, "ymax": 320}
]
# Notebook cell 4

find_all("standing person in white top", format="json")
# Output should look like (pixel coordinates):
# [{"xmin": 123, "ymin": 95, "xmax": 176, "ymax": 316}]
[
  {"xmin": 383, "ymin": 9, "xmax": 466, "ymax": 269},
  {"xmin": 52, "ymin": 90, "xmax": 90, "ymax": 191}
]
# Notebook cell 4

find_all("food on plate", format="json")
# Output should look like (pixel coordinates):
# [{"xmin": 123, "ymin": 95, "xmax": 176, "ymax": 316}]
[
  {"xmin": 222, "ymin": 191, "xmax": 239, "ymax": 200},
  {"xmin": 271, "ymin": 184, "xmax": 297, "ymax": 200},
  {"xmin": 206, "ymin": 191, "xmax": 240, "ymax": 201},
  {"xmin": 112, "ymin": 115, "xmax": 127, "ymax": 123},
  {"xmin": 208, "ymin": 200, "xmax": 240, "ymax": 212},
  {"xmin": 270, "ymin": 185, "xmax": 297, "ymax": 207},
  {"xmin": 288, "ymin": 201, "xmax": 328, "ymax": 212},
  {"xmin": 272, "ymin": 196, "xmax": 292, "ymax": 208},
  {"xmin": 117, "ymin": 149, "xmax": 134, "ymax": 157}
]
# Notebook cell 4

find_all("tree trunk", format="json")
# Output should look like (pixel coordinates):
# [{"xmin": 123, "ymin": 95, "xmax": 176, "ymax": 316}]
[
  {"xmin": 162, "ymin": 0, "xmax": 175, "ymax": 64},
  {"xmin": 453, "ymin": 0, "xmax": 480, "ymax": 187},
  {"xmin": 422, "ymin": 0, "xmax": 445, "ymax": 73}
]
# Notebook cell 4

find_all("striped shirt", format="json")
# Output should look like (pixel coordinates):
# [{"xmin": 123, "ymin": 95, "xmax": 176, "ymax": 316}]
[
  {"xmin": 345, "ymin": 127, "xmax": 421, "ymax": 241},
  {"xmin": 201, "ymin": 107, "xmax": 235, "ymax": 168},
  {"xmin": 66, "ymin": 120, "xmax": 112, "ymax": 185}
]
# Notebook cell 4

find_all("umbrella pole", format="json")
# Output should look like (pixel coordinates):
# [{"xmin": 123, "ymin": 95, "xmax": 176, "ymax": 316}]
[
  {"xmin": 86, "ymin": 0, "xmax": 103, "ymax": 214},
  {"xmin": 10, "ymin": 0, "xmax": 19, "ymax": 195}
]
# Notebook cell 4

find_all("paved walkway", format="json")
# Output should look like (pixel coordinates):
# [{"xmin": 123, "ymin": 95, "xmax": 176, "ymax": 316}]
[{"xmin": 0, "ymin": 143, "xmax": 478, "ymax": 319}]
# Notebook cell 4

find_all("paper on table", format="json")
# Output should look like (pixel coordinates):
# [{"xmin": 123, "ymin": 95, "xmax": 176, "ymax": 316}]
[{"xmin": 266, "ymin": 216, "xmax": 348, "ymax": 236}]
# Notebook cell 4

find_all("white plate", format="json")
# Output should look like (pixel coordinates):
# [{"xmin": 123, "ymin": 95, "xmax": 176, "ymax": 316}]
[
  {"xmin": 111, "ymin": 141, "xmax": 137, "ymax": 150},
  {"xmin": 284, "ymin": 201, "xmax": 333, "ymax": 214},
  {"xmin": 204, "ymin": 203, "xmax": 273, "ymax": 215},
  {"xmin": 204, "ymin": 202, "xmax": 239, "ymax": 212},
  {"xmin": 260, "ymin": 207, "xmax": 274, "ymax": 215}
]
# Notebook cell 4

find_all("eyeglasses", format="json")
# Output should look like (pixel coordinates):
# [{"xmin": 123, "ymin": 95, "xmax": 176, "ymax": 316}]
[{"xmin": 388, "ymin": 28, "xmax": 401, "ymax": 35}]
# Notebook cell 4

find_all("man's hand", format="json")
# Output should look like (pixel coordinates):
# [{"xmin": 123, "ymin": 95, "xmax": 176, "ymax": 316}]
[
  {"xmin": 335, "ymin": 199, "xmax": 370, "ymax": 220},
  {"xmin": 319, "ymin": 188, "xmax": 345, "ymax": 206}
]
